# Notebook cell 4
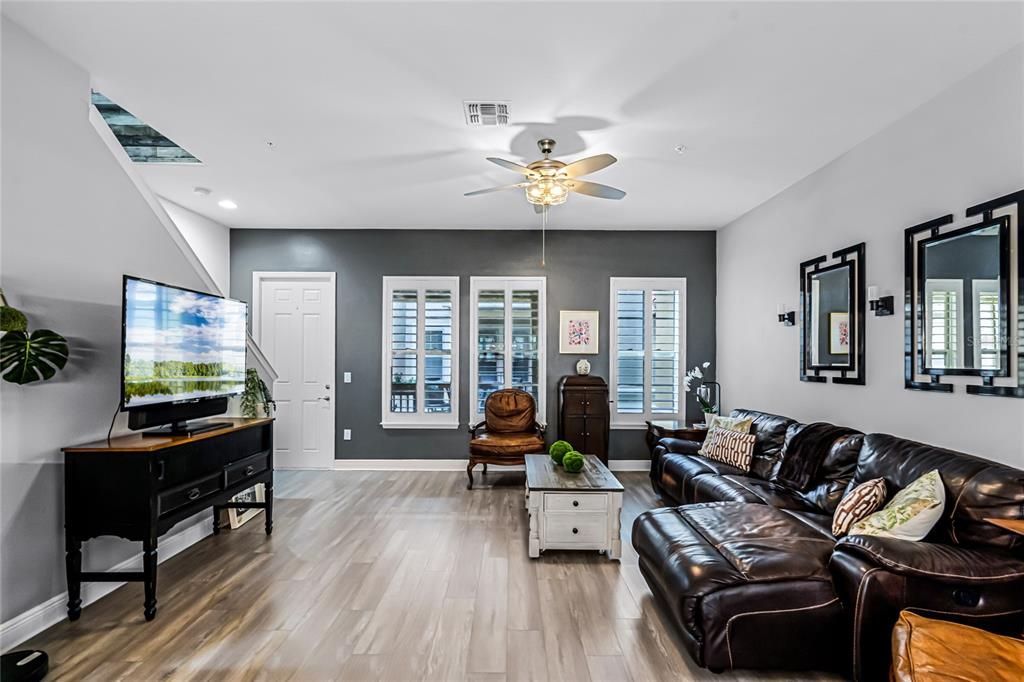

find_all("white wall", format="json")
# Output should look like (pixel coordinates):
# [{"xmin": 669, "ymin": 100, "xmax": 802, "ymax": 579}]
[
  {"xmin": 0, "ymin": 19, "xmax": 212, "ymax": 634},
  {"xmin": 157, "ymin": 198, "xmax": 231, "ymax": 296},
  {"xmin": 717, "ymin": 45, "xmax": 1024, "ymax": 467}
]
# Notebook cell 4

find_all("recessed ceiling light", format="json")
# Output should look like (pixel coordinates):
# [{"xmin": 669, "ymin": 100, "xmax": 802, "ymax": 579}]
[
  {"xmin": 218, "ymin": 199, "xmax": 238, "ymax": 210},
  {"xmin": 193, "ymin": 186, "xmax": 211, "ymax": 196},
  {"xmin": 674, "ymin": 144, "xmax": 687, "ymax": 154}
]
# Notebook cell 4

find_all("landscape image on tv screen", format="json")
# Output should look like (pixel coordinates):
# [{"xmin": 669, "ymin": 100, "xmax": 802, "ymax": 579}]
[{"xmin": 123, "ymin": 278, "xmax": 247, "ymax": 408}]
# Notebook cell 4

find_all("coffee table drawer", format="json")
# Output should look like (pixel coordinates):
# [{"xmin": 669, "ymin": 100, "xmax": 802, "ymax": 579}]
[
  {"xmin": 544, "ymin": 492, "xmax": 607, "ymax": 512},
  {"xmin": 544, "ymin": 512, "xmax": 607, "ymax": 544}
]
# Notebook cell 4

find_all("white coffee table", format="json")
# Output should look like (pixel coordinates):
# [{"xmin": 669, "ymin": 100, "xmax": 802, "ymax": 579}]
[{"xmin": 524, "ymin": 454, "xmax": 624, "ymax": 561}]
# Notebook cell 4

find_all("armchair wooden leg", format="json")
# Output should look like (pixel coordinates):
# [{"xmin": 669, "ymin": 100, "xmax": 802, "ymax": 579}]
[
  {"xmin": 466, "ymin": 462, "xmax": 475, "ymax": 490},
  {"xmin": 483, "ymin": 463, "xmax": 488, "ymax": 474}
]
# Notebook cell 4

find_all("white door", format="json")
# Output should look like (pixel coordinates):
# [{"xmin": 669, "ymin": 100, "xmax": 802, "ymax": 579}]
[{"xmin": 254, "ymin": 273, "xmax": 335, "ymax": 469}]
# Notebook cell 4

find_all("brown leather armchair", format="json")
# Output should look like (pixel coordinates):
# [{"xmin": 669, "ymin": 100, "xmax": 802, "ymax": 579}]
[{"xmin": 467, "ymin": 389, "xmax": 545, "ymax": 489}]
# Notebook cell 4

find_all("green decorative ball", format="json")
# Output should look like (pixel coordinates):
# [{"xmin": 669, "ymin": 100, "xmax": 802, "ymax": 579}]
[
  {"xmin": 562, "ymin": 451, "xmax": 585, "ymax": 473},
  {"xmin": 549, "ymin": 440, "xmax": 573, "ymax": 465},
  {"xmin": 0, "ymin": 306, "xmax": 27, "ymax": 332}
]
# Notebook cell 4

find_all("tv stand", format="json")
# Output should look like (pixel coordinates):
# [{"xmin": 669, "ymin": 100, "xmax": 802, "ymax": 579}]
[
  {"xmin": 140, "ymin": 419, "xmax": 232, "ymax": 438},
  {"xmin": 63, "ymin": 418, "xmax": 273, "ymax": 622}
]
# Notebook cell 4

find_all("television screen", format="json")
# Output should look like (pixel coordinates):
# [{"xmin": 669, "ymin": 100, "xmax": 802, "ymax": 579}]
[{"xmin": 122, "ymin": 277, "xmax": 247, "ymax": 409}]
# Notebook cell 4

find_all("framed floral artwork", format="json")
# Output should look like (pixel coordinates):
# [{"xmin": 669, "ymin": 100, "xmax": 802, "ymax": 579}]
[
  {"xmin": 830, "ymin": 312, "xmax": 850, "ymax": 355},
  {"xmin": 559, "ymin": 310, "xmax": 599, "ymax": 354}
]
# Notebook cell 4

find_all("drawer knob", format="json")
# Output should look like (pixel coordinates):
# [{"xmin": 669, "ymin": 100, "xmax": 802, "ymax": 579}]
[
  {"xmin": 572, "ymin": 500, "xmax": 579, "ymax": 507},
  {"xmin": 244, "ymin": 466, "xmax": 255, "ymax": 476},
  {"xmin": 187, "ymin": 488, "xmax": 201, "ymax": 501},
  {"xmin": 572, "ymin": 527, "xmax": 579, "ymax": 534}
]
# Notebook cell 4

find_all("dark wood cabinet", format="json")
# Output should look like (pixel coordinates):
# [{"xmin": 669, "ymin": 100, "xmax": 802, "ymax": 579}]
[
  {"xmin": 62, "ymin": 418, "xmax": 274, "ymax": 622},
  {"xmin": 557, "ymin": 375, "xmax": 610, "ymax": 464}
]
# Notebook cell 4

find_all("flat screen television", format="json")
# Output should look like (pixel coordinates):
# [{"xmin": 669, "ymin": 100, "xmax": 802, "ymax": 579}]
[{"xmin": 121, "ymin": 276, "xmax": 247, "ymax": 435}]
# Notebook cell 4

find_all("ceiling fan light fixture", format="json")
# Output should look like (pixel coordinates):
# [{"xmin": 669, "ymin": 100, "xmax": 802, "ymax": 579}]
[{"xmin": 525, "ymin": 178, "xmax": 568, "ymax": 206}]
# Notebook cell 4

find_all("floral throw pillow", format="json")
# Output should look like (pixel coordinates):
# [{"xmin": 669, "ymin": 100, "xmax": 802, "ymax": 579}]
[
  {"xmin": 849, "ymin": 470, "xmax": 946, "ymax": 541},
  {"xmin": 832, "ymin": 478, "xmax": 886, "ymax": 537}
]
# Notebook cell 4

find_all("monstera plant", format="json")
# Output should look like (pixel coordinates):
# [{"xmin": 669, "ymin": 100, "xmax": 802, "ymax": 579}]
[{"xmin": 0, "ymin": 289, "xmax": 70, "ymax": 385}]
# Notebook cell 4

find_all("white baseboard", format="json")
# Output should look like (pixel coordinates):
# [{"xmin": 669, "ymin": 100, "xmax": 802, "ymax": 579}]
[
  {"xmin": 0, "ymin": 518, "xmax": 212, "ymax": 653},
  {"xmin": 333, "ymin": 459, "xmax": 650, "ymax": 472}
]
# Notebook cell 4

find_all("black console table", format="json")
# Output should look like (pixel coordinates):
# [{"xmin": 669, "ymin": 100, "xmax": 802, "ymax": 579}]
[{"xmin": 62, "ymin": 417, "xmax": 274, "ymax": 621}]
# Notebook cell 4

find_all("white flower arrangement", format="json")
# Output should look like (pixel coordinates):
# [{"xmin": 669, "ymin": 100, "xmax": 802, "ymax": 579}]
[{"xmin": 684, "ymin": 361, "xmax": 715, "ymax": 413}]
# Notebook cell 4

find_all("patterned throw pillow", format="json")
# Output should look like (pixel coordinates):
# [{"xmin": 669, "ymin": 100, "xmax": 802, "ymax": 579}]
[
  {"xmin": 832, "ymin": 478, "xmax": 886, "ymax": 537},
  {"xmin": 699, "ymin": 428, "xmax": 756, "ymax": 471},
  {"xmin": 849, "ymin": 470, "xmax": 946, "ymax": 541},
  {"xmin": 699, "ymin": 416, "xmax": 754, "ymax": 457}
]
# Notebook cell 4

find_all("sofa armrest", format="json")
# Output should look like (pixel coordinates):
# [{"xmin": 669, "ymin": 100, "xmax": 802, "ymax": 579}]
[
  {"xmin": 657, "ymin": 437, "xmax": 704, "ymax": 456},
  {"xmin": 835, "ymin": 535, "xmax": 1024, "ymax": 583}
]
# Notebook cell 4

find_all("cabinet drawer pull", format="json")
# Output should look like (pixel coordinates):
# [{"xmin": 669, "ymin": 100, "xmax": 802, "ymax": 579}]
[
  {"xmin": 244, "ymin": 466, "xmax": 255, "ymax": 476},
  {"xmin": 187, "ymin": 488, "xmax": 201, "ymax": 501},
  {"xmin": 572, "ymin": 527, "xmax": 579, "ymax": 534},
  {"xmin": 572, "ymin": 500, "xmax": 579, "ymax": 507}
]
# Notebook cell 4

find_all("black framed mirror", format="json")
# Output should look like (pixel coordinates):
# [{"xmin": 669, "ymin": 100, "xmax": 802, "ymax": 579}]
[
  {"xmin": 917, "ymin": 217, "xmax": 1010, "ymax": 376},
  {"xmin": 800, "ymin": 242, "xmax": 866, "ymax": 385},
  {"xmin": 905, "ymin": 188, "xmax": 1023, "ymax": 398}
]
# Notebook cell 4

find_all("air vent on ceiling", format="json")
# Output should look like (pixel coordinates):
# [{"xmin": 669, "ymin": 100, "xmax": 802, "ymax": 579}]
[{"xmin": 463, "ymin": 101, "xmax": 510, "ymax": 127}]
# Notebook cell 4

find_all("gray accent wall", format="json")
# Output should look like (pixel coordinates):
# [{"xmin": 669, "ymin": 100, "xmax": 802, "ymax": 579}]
[{"xmin": 230, "ymin": 229, "xmax": 716, "ymax": 460}]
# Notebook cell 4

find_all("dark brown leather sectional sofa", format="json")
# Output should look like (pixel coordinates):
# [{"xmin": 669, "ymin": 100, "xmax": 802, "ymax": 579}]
[{"xmin": 634, "ymin": 409, "xmax": 1024, "ymax": 680}]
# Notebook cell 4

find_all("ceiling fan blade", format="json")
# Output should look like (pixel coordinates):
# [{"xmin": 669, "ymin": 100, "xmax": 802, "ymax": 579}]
[
  {"xmin": 560, "ymin": 153, "xmax": 617, "ymax": 178},
  {"xmin": 566, "ymin": 179, "xmax": 626, "ymax": 200},
  {"xmin": 487, "ymin": 157, "xmax": 535, "ymax": 175},
  {"xmin": 464, "ymin": 182, "xmax": 529, "ymax": 197}
]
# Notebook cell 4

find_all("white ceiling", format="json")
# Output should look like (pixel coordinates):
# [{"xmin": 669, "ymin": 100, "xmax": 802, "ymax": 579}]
[{"xmin": 5, "ymin": 1, "xmax": 1022, "ymax": 230}]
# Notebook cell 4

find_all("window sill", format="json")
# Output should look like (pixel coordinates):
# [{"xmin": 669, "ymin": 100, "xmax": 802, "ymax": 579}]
[
  {"xmin": 380, "ymin": 421, "xmax": 461, "ymax": 430},
  {"xmin": 609, "ymin": 422, "xmax": 650, "ymax": 430}
]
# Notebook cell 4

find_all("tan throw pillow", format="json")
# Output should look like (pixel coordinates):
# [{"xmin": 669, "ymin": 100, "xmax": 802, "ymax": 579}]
[
  {"xmin": 699, "ymin": 428, "xmax": 756, "ymax": 471},
  {"xmin": 849, "ymin": 470, "xmax": 946, "ymax": 541},
  {"xmin": 832, "ymin": 478, "xmax": 887, "ymax": 537},
  {"xmin": 705, "ymin": 415, "xmax": 753, "ymax": 434}
]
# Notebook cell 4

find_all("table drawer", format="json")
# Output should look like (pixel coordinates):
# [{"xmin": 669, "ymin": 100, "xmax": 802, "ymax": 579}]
[
  {"xmin": 544, "ymin": 492, "xmax": 608, "ymax": 512},
  {"xmin": 225, "ymin": 452, "xmax": 269, "ymax": 489},
  {"xmin": 158, "ymin": 473, "xmax": 221, "ymax": 517},
  {"xmin": 544, "ymin": 512, "xmax": 607, "ymax": 544}
]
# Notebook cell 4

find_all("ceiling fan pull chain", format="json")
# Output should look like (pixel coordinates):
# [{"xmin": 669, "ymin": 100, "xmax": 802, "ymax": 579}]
[{"xmin": 541, "ymin": 204, "xmax": 547, "ymax": 267}]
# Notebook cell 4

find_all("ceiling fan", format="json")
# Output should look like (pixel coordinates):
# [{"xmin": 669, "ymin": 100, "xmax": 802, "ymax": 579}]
[{"xmin": 465, "ymin": 138, "xmax": 626, "ymax": 211}]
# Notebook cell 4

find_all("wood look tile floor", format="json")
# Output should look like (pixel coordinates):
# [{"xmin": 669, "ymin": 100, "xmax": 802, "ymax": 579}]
[{"xmin": 24, "ymin": 470, "xmax": 842, "ymax": 681}]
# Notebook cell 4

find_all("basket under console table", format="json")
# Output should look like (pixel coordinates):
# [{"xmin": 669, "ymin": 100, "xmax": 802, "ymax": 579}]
[{"xmin": 62, "ymin": 417, "xmax": 274, "ymax": 622}]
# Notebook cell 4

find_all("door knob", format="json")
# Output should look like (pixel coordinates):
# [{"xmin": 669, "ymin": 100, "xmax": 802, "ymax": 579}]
[
  {"xmin": 325, "ymin": 384, "xmax": 331, "ymax": 390},
  {"xmin": 319, "ymin": 396, "xmax": 331, "ymax": 402}
]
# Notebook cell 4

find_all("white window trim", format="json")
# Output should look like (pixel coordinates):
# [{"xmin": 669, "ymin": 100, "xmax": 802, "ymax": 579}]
[
  {"xmin": 609, "ymin": 277, "xmax": 687, "ymax": 429},
  {"xmin": 924, "ymin": 278, "xmax": 964, "ymax": 369},
  {"xmin": 469, "ymin": 276, "xmax": 547, "ymax": 426},
  {"xmin": 972, "ymin": 278, "xmax": 1000, "ymax": 369},
  {"xmin": 381, "ymin": 276, "xmax": 460, "ymax": 429}
]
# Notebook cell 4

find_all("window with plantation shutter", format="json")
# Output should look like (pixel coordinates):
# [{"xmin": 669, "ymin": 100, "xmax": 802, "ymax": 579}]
[
  {"xmin": 973, "ymin": 280, "xmax": 1000, "ymax": 370},
  {"xmin": 381, "ymin": 277, "xmax": 459, "ymax": 428},
  {"xmin": 924, "ymin": 279, "xmax": 963, "ymax": 370},
  {"xmin": 609, "ymin": 278, "xmax": 686, "ymax": 426},
  {"xmin": 470, "ymin": 277, "xmax": 546, "ymax": 424}
]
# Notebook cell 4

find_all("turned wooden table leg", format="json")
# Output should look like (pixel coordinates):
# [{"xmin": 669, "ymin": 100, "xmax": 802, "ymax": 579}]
[
  {"xmin": 264, "ymin": 479, "xmax": 274, "ymax": 535},
  {"xmin": 65, "ymin": 536, "xmax": 82, "ymax": 621},
  {"xmin": 142, "ymin": 537, "xmax": 158, "ymax": 621}
]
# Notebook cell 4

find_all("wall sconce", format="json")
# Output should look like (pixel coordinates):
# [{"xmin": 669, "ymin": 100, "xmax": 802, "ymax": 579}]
[
  {"xmin": 777, "ymin": 304, "xmax": 795, "ymax": 326},
  {"xmin": 868, "ymin": 286, "xmax": 894, "ymax": 316}
]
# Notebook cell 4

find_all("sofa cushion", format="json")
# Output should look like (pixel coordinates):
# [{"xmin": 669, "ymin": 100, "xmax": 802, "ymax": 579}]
[
  {"xmin": 849, "ymin": 434, "xmax": 1024, "ymax": 550},
  {"xmin": 729, "ymin": 409, "xmax": 796, "ymax": 479},
  {"xmin": 632, "ymin": 502, "xmax": 842, "ymax": 671},
  {"xmin": 689, "ymin": 474, "xmax": 766, "ymax": 504},
  {"xmin": 469, "ymin": 431, "xmax": 544, "ymax": 456},
  {"xmin": 798, "ymin": 432, "xmax": 864, "ymax": 514},
  {"xmin": 659, "ymin": 453, "xmax": 745, "ymax": 503}
]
